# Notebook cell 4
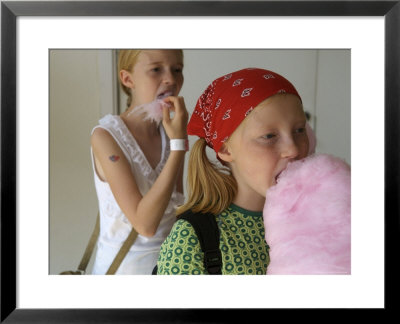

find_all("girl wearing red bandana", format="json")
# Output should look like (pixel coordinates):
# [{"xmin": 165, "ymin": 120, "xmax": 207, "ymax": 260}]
[{"xmin": 157, "ymin": 68, "xmax": 310, "ymax": 275}]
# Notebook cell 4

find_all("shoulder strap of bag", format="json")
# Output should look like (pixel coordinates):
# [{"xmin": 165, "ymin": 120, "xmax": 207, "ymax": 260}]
[
  {"xmin": 178, "ymin": 210, "xmax": 222, "ymax": 275},
  {"xmin": 77, "ymin": 212, "xmax": 101, "ymax": 273},
  {"xmin": 106, "ymin": 225, "xmax": 138, "ymax": 275},
  {"xmin": 60, "ymin": 212, "xmax": 101, "ymax": 275},
  {"xmin": 61, "ymin": 212, "xmax": 138, "ymax": 275}
]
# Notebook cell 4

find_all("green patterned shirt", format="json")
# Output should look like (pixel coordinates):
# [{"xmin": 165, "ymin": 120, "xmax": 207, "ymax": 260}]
[{"xmin": 157, "ymin": 204, "xmax": 270, "ymax": 275}]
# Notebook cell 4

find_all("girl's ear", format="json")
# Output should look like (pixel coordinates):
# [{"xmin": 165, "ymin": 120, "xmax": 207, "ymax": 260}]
[
  {"xmin": 119, "ymin": 70, "xmax": 135, "ymax": 89},
  {"xmin": 217, "ymin": 143, "xmax": 233, "ymax": 163}
]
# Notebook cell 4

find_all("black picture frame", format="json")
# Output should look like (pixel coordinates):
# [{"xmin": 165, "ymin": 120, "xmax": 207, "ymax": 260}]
[{"xmin": 1, "ymin": 1, "xmax": 399, "ymax": 322}]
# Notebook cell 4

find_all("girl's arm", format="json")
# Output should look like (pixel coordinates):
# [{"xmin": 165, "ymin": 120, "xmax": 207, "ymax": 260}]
[
  {"xmin": 164, "ymin": 96, "xmax": 187, "ymax": 196},
  {"xmin": 91, "ymin": 97, "xmax": 188, "ymax": 237}
]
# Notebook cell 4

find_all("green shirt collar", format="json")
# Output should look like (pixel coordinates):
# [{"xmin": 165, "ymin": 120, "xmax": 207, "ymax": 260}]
[{"xmin": 229, "ymin": 203, "xmax": 263, "ymax": 217}]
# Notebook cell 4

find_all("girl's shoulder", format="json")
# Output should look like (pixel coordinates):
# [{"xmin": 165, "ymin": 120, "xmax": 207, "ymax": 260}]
[
  {"xmin": 91, "ymin": 114, "xmax": 122, "ymax": 134},
  {"xmin": 91, "ymin": 127, "xmax": 116, "ymax": 148},
  {"xmin": 172, "ymin": 218, "xmax": 197, "ymax": 235},
  {"xmin": 157, "ymin": 218, "xmax": 205, "ymax": 275},
  {"xmin": 163, "ymin": 217, "xmax": 201, "ymax": 249},
  {"xmin": 90, "ymin": 115, "xmax": 124, "ymax": 148}
]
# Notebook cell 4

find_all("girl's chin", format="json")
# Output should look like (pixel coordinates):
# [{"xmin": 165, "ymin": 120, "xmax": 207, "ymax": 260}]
[{"xmin": 256, "ymin": 187, "xmax": 269, "ymax": 198}]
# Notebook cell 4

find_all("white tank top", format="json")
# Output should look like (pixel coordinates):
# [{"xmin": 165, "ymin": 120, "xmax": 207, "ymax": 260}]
[{"xmin": 90, "ymin": 114, "xmax": 184, "ymax": 274}]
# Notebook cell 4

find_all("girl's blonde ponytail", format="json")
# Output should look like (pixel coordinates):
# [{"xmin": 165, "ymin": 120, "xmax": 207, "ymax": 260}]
[{"xmin": 177, "ymin": 138, "xmax": 237, "ymax": 216}]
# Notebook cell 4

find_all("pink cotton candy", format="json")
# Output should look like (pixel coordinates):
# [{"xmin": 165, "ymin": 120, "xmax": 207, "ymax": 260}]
[
  {"xmin": 306, "ymin": 123, "xmax": 316, "ymax": 155},
  {"xmin": 128, "ymin": 99, "xmax": 170, "ymax": 124},
  {"xmin": 263, "ymin": 154, "xmax": 351, "ymax": 275}
]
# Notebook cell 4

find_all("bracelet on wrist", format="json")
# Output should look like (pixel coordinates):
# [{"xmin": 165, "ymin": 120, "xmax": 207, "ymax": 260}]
[{"xmin": 170, "ymin": 139, "xmax": 189, "ymax": 152}]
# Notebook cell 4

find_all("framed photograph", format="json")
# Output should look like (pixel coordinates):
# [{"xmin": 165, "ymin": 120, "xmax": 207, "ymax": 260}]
[{"xmin": 2, "ymin": 0, "xmax": 399, "ymax": 322}]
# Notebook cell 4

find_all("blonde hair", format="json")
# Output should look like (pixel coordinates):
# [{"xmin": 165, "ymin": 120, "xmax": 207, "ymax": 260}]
[
  {"xmin": 117, "ymin": 50, "xmax": 142, "ymax": 107},
  {"xmin": 117, "ymin": 49, "xmax": 184, "ymax": 108},
  {"xmin": 177, "ymin": 138, "xmax": 237, "ymax": 216}
]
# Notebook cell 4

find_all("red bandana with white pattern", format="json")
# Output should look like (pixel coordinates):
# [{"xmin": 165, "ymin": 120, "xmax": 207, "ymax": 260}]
[{"xmin": 187, "ymin": 68, "xmax": 301, "ymax": 153}]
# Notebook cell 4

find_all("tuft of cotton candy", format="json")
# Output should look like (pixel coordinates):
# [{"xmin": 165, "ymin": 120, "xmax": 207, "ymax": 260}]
[
  {"xmin": 128, "ymin": 99, "xmax": 170, "ymax": 124},
  {"xmin": 306, "ymin": 122, "xmax": 316, "ymax": 155},
  {"xmin": 263, "ymin": 154, "xmax": 351, "ymax": 275}
]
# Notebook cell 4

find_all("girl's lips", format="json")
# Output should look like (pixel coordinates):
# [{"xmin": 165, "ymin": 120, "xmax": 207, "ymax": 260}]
[
  {"xmin": 275, "ymin": 162, "xmax": 290, "ymax": 183},
  {"xmin": 275, "ymin": 170, "xmax": 285, "ymax": 182},
  {"xmin": 156, "ymin": 91, "xmax": 174, "ymax": 100}
]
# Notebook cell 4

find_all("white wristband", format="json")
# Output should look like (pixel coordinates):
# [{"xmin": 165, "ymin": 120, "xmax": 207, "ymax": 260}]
[{"xmin": 170, "ymin": 139, "xmax": 189, "ymax": 151}]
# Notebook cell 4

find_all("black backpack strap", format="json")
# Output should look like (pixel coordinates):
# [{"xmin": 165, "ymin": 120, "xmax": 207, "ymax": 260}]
[{"xmin": 178, "ymin": 210, "xmax": 222, "ymax": 275}]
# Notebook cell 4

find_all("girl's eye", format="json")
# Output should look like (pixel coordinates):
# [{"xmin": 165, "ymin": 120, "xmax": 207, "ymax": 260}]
[
  {"xmin": 151, "ymin": 67, "xmax": 161, "ymax": 73},
  {"xmin": 262, "ymin": 133, "xmax": 276, "ymax": 140},
  {"xmin": 295, "ymin": 127, "xmax": 306, "ymax": 134}
]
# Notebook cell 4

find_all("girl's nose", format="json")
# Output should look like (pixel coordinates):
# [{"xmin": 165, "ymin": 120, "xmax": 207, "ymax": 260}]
[
  {"xmin": 281, "ymin": 138, "xmax": 300, "ymax": 160},
  {"xmin": 163, "ymin": 70, "xmax": 176, "ymax": 85}
]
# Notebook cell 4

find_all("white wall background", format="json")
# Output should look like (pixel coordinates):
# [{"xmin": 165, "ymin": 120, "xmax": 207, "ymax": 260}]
[{"xmin": 50, "ymin": 49, "xmax": 350, "ymax": 274}]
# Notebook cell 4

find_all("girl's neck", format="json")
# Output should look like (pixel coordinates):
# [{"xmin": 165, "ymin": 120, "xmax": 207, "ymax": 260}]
[
  {"xmin": 232, "ymin": 187, "xmax": 265, "ymax": 212},
  {"xmin": 120, "ymin": 107, "xmax": 159, "ymax": 138}
]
